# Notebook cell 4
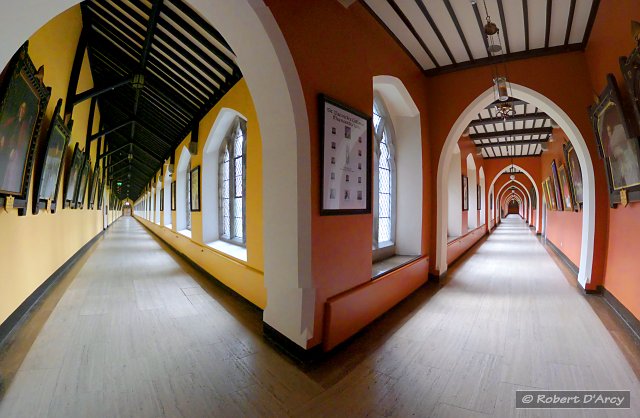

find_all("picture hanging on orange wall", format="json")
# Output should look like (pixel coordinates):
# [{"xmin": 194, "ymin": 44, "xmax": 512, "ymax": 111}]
[
  {"xmin": 563, "ymin": 142, "xmax": 583, "ymax": 209},
  {"xmin": 462, "ymin": 175, "xmax": 468, "ymax": 211},
  {"xmin": 558, "ymin": 164, "xmax": 574, "ymax": 211},
  {"xmin": 620, "ymin": 24, "xmax": 640, "ymax": 126},
  {"xmin": 589, "ymin": 74, "xmax": 640, "ymax": 206},
  {"xmin": 551, "ymin": 160, "xmax": 564, "ymax": 211}
]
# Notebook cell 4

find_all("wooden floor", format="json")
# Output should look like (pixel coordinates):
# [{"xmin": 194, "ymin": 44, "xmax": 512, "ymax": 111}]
[{"xmin": 0, "ymin": 216, "xmax": 638, "ymax": 417}]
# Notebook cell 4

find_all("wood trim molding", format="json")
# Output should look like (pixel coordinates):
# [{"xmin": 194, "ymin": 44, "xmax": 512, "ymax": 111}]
[{"xmin": 601, "ymin": 288, "xmax": 640, "ymax": 344}]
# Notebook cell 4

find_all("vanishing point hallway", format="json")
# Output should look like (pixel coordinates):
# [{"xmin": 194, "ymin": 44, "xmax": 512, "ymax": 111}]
[{"xmin": 0, "ymin": 216, "xmax": 638, "ymax": 417}]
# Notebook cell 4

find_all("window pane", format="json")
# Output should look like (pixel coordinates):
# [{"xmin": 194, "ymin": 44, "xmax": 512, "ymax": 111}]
[
  {"xmin": 220, "ymin": 148, "xmax": 231, "ymax": 239},
  {"xmin": 378, "ymin": 217, "xmax": 391, "ymax": 243},
  {"xmin": 234, "ymin": 156, "xmax": 243, "ymax": 198},
  {"xmin": 233, "ymin": 197, "xmax": 243, "ymax": 239}
]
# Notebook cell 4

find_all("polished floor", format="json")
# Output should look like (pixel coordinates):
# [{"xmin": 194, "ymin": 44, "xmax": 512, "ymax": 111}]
[{"xmin": 0, "ymin": 216, "xmax": 638, "ymax": 417}]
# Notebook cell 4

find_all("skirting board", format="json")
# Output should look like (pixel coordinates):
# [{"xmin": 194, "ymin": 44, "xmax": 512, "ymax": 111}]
[
  {"xmin": 601, "ymin": 288, "xmax": 640, "ymax": 344},
  {"xmin": 544, "ymin": 238, "xmax": 579, "ymax": 277},
  {"xmin": 0, "ymin": 229, "xmax": 106, "ymax": 349},
  {"xmin": 263, "ymin": 323, "xmax": 323, "ymax": 366}
]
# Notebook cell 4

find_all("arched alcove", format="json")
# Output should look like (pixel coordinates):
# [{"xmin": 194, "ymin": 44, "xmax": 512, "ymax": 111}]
[
  {"xmin": 466, "ymin": 154, "xmax": 477, "ymax": 229},
  {"xmin": 436, "ymin": 83, "xmax": 596, "ymax": 288},
  {"xmin": 488, "ymin": 164, "xmax": 539, "ymax": 229},
  {"xmin": 373, "ymin": 75, "xmax": 422, "ymax": 256},
  {"xmin": 447, "ymin": 145, "xmax": 462, "ymax": 239}
]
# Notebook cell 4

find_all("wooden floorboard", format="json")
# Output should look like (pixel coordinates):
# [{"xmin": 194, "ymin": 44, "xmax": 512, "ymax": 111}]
[{"xmin": 0, "ymin": 216, "xmax": 638, "ymax": 417}]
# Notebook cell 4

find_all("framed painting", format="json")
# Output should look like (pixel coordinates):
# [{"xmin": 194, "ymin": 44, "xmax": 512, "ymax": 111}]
[
  {"xmin": 64, "ymin": 143, "xmax": 83, "ymax": 207},
  {"xmin": 190, "ymin": 165, "xmax": 200, "ymax": 212},
  {"xmin": 462, "ymin": 175, "xmax": 469, "ymax": 211},
  {"xmin": 75, "ymin": 158, "xmax": 91, "ymax": 208},
  {"xmin": 319, "ymin": 94, "xmax": 372, "ymax": 215},
  {"xmin": 0, "ymin": 42, "xmax": 51, "ymax": 215},
  {"xmin": 551, "ymin": 160, "xmax": 564, "ymax": 211},
  {"xmin": 563, "ymin": 142, "xmax": 583, "ymax": 209},
  {"xmin": 558, "ymin": 164, "xmax": 574, "ymax": 211},
  {"xmin": 477, "ymin": 184, "xmax": 481, "ymax": 210},
  {"xmin": 88, "ymin": 166, "xmax": 100, "ymax": 209},
  {"xmin": 171, "ymin": 181, "xmax": 176, "ymax": 211},
  {"xmin": 97, "ymin": 174, "xmax": 105, "ymax": 210},
  {"xmin": 489, "ymin": 192, "xmax": 493, "ymax": 210},
  {"xmin": 620, "ymin": 31, "xmax": 640, "ymax": 127},
  {"xmin": 33, "ymin": 99, "xmax": 71, "ymax": 214},
  {"xmin": 589, "ymin": 74, "xmax": 640, "ymax": 206},
  {"xmin": 529, "ymin": 186, "xmax": 537, "ymax": 210}
]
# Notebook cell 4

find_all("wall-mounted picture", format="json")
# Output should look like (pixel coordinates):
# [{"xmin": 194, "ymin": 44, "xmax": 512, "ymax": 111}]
[
  {"xmin": 64, "ymin": 144, "xmax": 84, "ymax": 206},
  {"xmin": 33, "ymin": 99, "xmax": 70, "ymax": 214},
  {"xmin": 160, "ymin": 188, "xmax": 164, "ymax": 211},
  {"xmin": 75, "ymin": 158, "xmax": 90, "ymax": 208},
  {"xmin": 0, "ymin": 43, "xmax": 50, "ymax": 215},
  {"xmin": 529, "ymin": 186, "xmax": 536, "ymax": 210},
  {"xmin": 190, "ymin": 165, "xmax": 200, "ymax": 212},
  {"xmin": 620, "ymin": 29, "xmax": 640, "ymax": 124},
  {"xmin": 171, "ymin": 181, "xmax": 176, "ymax": 211},
  {"xmin": 558, "ymin": 164, "xmax": 574, "ymax": 211},
  {"xmin": 88, "ymin": 167, "xmax": 100, "ymax": 209},
  {"xmin": 476, "ymin": 184, "xmax": 481, "ymax": 210},
  {"xmin": 544, "ymin": 177, "xmax": 557, "ymax": 211},
  {"xmin": 589, "ymin": 74, "xmax": 640, "ymax": 206},
  {"xmin": 563, "ymin": 142, "xmax": 583, "ymax": 209},
  {"xmin": 551, "ymin": 160, "xmax": 564, "ymax": 211},
  {"xmin": 462, "ymin": 175, "xmax": 469, "ymax": 211},
  {"xmin": 319, "ymin": 94, "xmax": 372, "ymax": 215},
  {"xmin": 489, "ymin": 192, "xmax": 493, "ymax": 210}
]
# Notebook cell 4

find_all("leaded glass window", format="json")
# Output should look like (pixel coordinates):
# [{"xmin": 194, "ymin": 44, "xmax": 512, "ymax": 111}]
[
  {"xmin": 218, "ymin": 118, "xmax": 247, "ymax": 245},
  {"xmin": 186, "ymin": 162, "xmax": 192, "ymax": 230},
  {"xmin": 373, "ymin": 97, "xmax": 396, "ymax": 249}
]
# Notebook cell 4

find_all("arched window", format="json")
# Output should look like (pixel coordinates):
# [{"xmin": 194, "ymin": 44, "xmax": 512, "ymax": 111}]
[
  {"xmin": 372, "ymin": 96, "xmax": 396, "ymax": 255},
  {"xmin": 218, "ymin": 118, "xmax": 247, "ymax": 245}
]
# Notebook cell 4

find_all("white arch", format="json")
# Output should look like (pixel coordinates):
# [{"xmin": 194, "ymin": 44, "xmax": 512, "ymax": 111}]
[
  {"xmin": 437, "ymin": 83, "xmax": 595, "ymax": 288},
  {"xmin": 495, "ymin": 179, "xmax": 531, "ymax": 224},
  {"xmin": 0, "ymin": 0, "xmax": 315, "ymax": 347},
  {"xmin": 202, "ymin": 108, "xmax": 247, "ymax": 244},
  {"xmin": 176, "ymin": 146, "xmax": 191, "ymax": 232},
  {"xmin": 373, "ymin": 75, "xmax": 422, "ymax": 256}
]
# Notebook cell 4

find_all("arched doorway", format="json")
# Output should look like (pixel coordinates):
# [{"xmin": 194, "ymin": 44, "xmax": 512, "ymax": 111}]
[
  {"xmin": 0, "ymin": 0, "xmax": 314, "ymax": 347},
  {"xmin": 436, "ymin": 84, "xmax": 596, "ymax": 288}
]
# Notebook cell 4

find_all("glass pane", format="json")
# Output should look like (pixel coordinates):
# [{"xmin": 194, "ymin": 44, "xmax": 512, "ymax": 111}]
[
  {"xmin": 234, "ymin": 127, "xmax": 243, "ymax": 157},
  {"xmin": 234, "ymin": 157, "xmax": 243, "ymax": 198},
  {"xmin": 372, "ymin": 112, "xmax": 382, "ymax": 131},
  {"xmin": 378, "ymin": 218, "xmax": 391, "ymax": 243},
  {"xmin": 379, "ymin": 167, "xmax": 390, "ymax": 194}
]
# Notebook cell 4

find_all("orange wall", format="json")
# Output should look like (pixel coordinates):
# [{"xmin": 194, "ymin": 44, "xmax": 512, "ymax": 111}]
[
  {"xmin": 425, "ymin": 52, "xmax": 609, "ymax": 291},
  {"xmin": 585, "ymin": 0, "xmax": 640, "ymax": 319},
  {"xmin": 266, "ymin": 0, "xmax": 431, "ymax": 348}
]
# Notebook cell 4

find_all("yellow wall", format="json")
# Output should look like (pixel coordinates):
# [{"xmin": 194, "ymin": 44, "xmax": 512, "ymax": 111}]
[
  {"xmin": 0, "ymin": 5, "xmax": 121, "ymax": 326},
  {"xmin": 135, "ymin": 79, "xmax": 266, "ymax": 308}
]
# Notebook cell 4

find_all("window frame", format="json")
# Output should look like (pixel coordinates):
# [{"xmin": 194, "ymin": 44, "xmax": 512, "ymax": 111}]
[
  {"xmin": 372, "ymin": 95, "xmax": 397, "ymax": 261},
  {"xmin": 218, "ymin": 117, "xmax": 247, "ymax": 247}
]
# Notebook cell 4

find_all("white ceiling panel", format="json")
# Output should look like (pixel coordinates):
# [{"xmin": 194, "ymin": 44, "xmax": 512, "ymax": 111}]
[
  {"xmin": 527, "ymin": 0, "xmax": 547, "ymax": 49},
  {"xmin": 397, "ymin": 0, "xmax": 452, "ymax": 66},
  {"xmin": 448, "ymin": 0, "xmax": 490, "ymax": 60},
  {"xmin": 549, "ymin": 0, "xmax": 572, "ymax": 47},
  {"xmin": 569, "ymin": 0, "xmax": 594, "ymax": 44},
  {"xmin": 502, "ymin": 0, "xmax": 526, "ymax": 52},
  {"xmin": 423, "ymin": 0, "xmax": 471, "ymax": 63}
]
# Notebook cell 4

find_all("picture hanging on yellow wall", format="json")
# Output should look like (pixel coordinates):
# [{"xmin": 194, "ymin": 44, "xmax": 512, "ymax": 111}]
[
  {"xmin": 171, "ymin": 181, "xmax": 176, "ymax": 211},
  {"xmin": 33, "ymin": 99, "xmax": 71, "ymax": 215},
  {"xmin": 0, "ymin": 42, "xmax": 51, "ymax": 216},
  {"xmin": 190, "ymin": 165, "xmax": 200, "ymax": 212},
  {"xmin": 64, "ymin": 143, "xmax": 84, "ymax": 207}
]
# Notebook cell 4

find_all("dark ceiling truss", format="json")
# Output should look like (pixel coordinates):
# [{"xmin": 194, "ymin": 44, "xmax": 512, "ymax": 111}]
[
  {"xmin": 76, "ymin": 0, "xmax": 242, "ymax": 200},
  {"xmin": 363, "ymin": 0, "xmax": 601, "ymax": 76}
]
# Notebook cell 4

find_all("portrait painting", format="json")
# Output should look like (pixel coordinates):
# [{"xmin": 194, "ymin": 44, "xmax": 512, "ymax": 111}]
[
  {"xmin": 558, "ymin": 164, "xmax": 574, "ymax": 211},
  {"xmin": 76, "ymin": 159, "xmax": 90, "ymax": 206},
  {"xmin": 88, "ymin": 168, "xmax": 100, "ymax": 208},
  {"xmin": 190, "ymin": 166, "xmax": 200, "ymax": 211},
  {"xmin": 65, "ymin": 144, "xmax": 84, "ymax": 203},
  {"xmin": 477, "ymin": 184, "xmax": 481, "ymax": 210},
  {"xmin": 462, "ymin": 175, "xmax": 468, "ymax": 211},
  {"xmin": 551, "ymin": 160, "xmax": 564, "ymax": 211},
  {"xmin": 530, "ymin": 186, "xmax": 536, "ymax": 210},
  {"xmin": 0, "ymin": 69, "xmax": 40, "ymax": 195},
  {"xmin": 564, "ymin": 142, "xmax": 583, "ymax": 207},
  {"xmin": 590, "ymin": 74, "xmax": 640, "ymax": 205}
]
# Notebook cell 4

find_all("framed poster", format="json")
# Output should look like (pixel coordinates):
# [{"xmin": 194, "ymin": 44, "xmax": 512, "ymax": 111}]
[
  {"xmin": 75, "ymin": 158, "xmax": 90, "ymax": 208},
  {"xmin": 529, "ymin": 186, "xmax": 537, "ymax": 210},
  {"xmin": 551, "ymin": 160, "xmax": 564, "ymax": 211},
  {"xmin": 558, "ymin": 164, "xmax": 574, "ymax": 211},
  {"xmin": 462, "ymin": 175, "xmax": 469, "ymax": 211},
  {"xmin": 190, "ymin": 165, "xmax": 200, "ymax": 212},
  {"xmin": 64, "ymin": 143, "xmax": 84, "ymax": 207},
  {"xmin": 319, "ymin": 95, "xmax": 372, "ymax": 215},
  {"xmin": 589, "ymin": 74, "xmax": 640, "ymax": 206},
  {"xmin": 476, "ymin": 184, "xmax": 481, "ymax": 210},
  {"xmin": 33, "ymin": 99, "xmax": 71, "ymax": 214},
  {"xmin": 0, "ymin": 42, "xmax": 51, "ymax": 215},
  {"xmin": 171, "ymin": 181, "xmax": 176, "ymax": 211},
  {"xmin": 563, "ymin": 142, "xmax": 583, "ymax": 209},
  {"xmin": 489, "ymin": 192, "xmax": 493, "ymax": 210}
]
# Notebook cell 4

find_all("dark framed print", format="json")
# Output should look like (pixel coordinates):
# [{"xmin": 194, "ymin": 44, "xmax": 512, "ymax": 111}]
[
  {"xmin": 160, "ymin": 188, "xmax": 164, "ymax": 211},
  {"xmin": 620, "ymin": 38, "xmax": 640, "ymax": 126},
  {"xmin": 88, "ymin": 167, "xmax": 100, "ymax": 209},
  {"xmin": 64, "ymin": 143, "xmax": 83, "ymax": 206},
  {"xmin": 462, "ymin": 175, "xmax": 469, "ymax": 211},
  {"xmin": 589, "ymin": 74, "xmax": 640, "ymax": 206},
  {"xmin": 75, "ymin": 158, "xmax": 90, "ymax": 208},
  {"xmin": 529, "ymin": 186, "xmax": 536, "ymax": 210},
  {"xmin": 171, "ymin": 181, "xmax": 176, "ymax": 211},
  {"xmin": 33, "ymin": 99, "xmax": 71, "ymax": 214},
  {"xmin": 476, "ymin": 184, "xmax": 481, "ymax": 210},
  {"xmin": 489, "ymin": 192, "xmax": 493, "ymax": 210},
  {"xmin": 558, "ymin": 164, "xmax": 574, "ymax": 211},
  {"xmin": 551, "ymin": 160, "xmax": 564, "ymax": 211},
  {"xmin": 190, "ymin": 165, "xmax": 200, "ymax": 212},
  {"xmin": 0, "ymin": 43, "xmax": 51, "ymax": 215},
  {"xmin": 97, "ymin": 174, "xmax": 106, "ymax": 210},
  {"xmin": 544, "ymin": 178, "xmax": 557, "ymax": 211},
  {"xmin": 319, "ymin": 95, "xmax": 372, "ymax": 215},
  {"xmin": 563, "ymin": 142, "xmax": 583, "ymax": 209}
]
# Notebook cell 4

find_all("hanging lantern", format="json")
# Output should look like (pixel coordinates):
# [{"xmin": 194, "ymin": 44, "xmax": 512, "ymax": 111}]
[{"xmin": 494, "ymin": 76, "xmax": 509, "ymax": 101}]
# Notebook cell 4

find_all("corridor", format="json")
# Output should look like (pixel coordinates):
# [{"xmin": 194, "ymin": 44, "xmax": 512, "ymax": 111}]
[{"xmin": 0, "ymin": 216, "xmax": 638, "ymax": 417}]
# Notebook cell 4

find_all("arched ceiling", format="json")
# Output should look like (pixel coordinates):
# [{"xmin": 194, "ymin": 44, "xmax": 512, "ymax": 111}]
[
  {"xmin": 78, "ymin": 0, "xmax": 242, "ymax": 199},
  {"xmin": 362, "ymin": 0, "xmax": 600, "ymax": 75}
]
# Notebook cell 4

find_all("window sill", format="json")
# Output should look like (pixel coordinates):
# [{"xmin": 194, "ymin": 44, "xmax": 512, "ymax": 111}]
[
  {"xmin": 165, "ymin": 224, "xmax": 172, "ymax": 230},
  {"xmin": 206, "ymin": 240, "xmax": 247, "ymax": 262},
  {"xmin": 372, "ymin": 255, "xmax": 419, "ymax": 279},
  {"xmin": 178, "ymin": 229, "xmax": 192, "ymax": 238}
]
